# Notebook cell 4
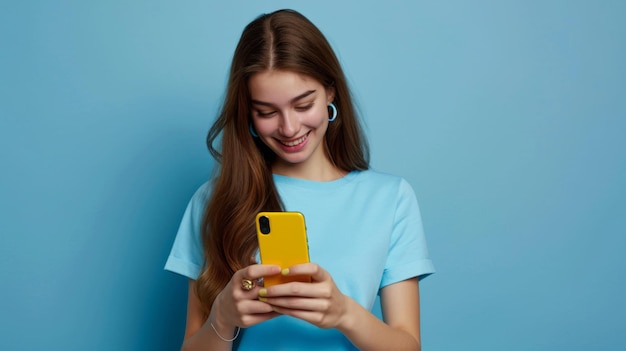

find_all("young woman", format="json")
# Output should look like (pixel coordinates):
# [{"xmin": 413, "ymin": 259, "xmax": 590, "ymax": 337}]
[{"xmin": 165, "ymin": 9, "xmax": 434, "ymax": 351}]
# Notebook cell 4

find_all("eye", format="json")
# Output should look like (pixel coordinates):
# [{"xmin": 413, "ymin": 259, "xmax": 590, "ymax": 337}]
[
  {"xmin": 295, "ymin": 103, "xmax": 313, "ymax": 112},
  {"xmin": 256, "ymin": 110, "xmax": 276, "ymax": 117}
]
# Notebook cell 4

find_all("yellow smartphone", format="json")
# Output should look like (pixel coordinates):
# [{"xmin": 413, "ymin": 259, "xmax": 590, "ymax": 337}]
[{"xmin": 255, "ymin": 211, "xmax": 311, "ymax": 287}]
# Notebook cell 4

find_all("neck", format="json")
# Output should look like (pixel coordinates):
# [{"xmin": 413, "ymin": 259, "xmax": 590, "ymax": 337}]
[{"xmin": 272, "ymin": 157, "xmax": 347, "ymax": 182}]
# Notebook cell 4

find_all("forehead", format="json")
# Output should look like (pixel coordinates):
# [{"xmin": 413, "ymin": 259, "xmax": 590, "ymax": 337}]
[{"xmin": 248, "ymin": 70, "xmax": 322, "ymax": 103}]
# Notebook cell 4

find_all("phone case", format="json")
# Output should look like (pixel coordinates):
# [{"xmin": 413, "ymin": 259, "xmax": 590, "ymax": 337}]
[{"xmin": 256, "ymin": 211, "xmax": 311, "ymax": 287}]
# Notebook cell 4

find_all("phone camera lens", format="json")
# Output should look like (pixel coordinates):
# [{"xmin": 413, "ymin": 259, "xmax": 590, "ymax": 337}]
[{"xmin": 259, "ymin": 216, "xmax": 271, "ymax": 234}]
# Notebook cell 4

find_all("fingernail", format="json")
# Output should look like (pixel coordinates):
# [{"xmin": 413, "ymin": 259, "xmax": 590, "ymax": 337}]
[
  {"xmin": 258, "ymin": 297, "xmax": 267, "ymax": 302},
  {"xmin": 281, "ymin": 268, "xmax": 290, "ymax": 276},
  {"xmin": 259, "ymin": 288, "xmax": 267, "ymax": 297}
]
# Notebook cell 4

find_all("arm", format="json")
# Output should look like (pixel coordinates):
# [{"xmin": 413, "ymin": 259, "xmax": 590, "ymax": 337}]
[
  {"xmin": 343, "ymin": 278, "xmax": 421, "ymax": 351},
  {"xmin": 260, "ymin": 264, "xmax": 421, "ymax": 351},
  {"xmin": 180, "ymin": 279, "xmax": 232, "ymax": 351},
  {"xmin": 180, "ymin": 265, "xmax": 282, "ymax": 351}
]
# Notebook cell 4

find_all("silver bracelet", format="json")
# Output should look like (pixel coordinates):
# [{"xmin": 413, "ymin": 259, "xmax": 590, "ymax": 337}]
[{"xmin": 210, "ymin": 322, "xmax": 240, "ymax": 342}]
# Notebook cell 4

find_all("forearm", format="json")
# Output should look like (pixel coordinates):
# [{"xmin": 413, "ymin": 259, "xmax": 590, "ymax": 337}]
[
  {"xmin": 180, "ymin": 266, "xmax": 281, "ymax": 351},
  {"xmin": 339, "ymin": 298, "xmax": 420, "ymax": 351},
  {"xmin": 181, "ymin": 310, "xmax": 237, "ymax": 351}
]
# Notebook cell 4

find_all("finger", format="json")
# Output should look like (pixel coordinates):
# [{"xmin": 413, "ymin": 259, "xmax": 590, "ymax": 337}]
[
  {"xmin": 260, "ymin": 281, "xmax": 327, "ymax": 298},
  {"xmin": 259, "ymin": 296, "xmax": 327, "ymax": 311},
  {"xmin": 238, "ymin": 311, "xmax": 281, "ymax": 328},
  {"xmin": 237, "ymin": 299, "xmax": 277, "ymax": 315},
  {"xmin": 283, "ymin": 263, "xmax": 328, "ymax": 282},
  {"xmin": 240, "ymin": 264, "xmax": 281, "ymax": 281},
  {"xmin": 233, "ymin": 265, "xmax": 281, "ymax": 294},
  {"xmin": 268, "ymin": 306, "xmax": 329, "ymax": 328}
]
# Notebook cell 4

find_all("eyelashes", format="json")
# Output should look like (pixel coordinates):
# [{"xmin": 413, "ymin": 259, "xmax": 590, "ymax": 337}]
[
  {"xmin": 255, "ymin": 103, "xmax": 314, "ymax": 117},
  {"xmin": 295, "ymin": 103, "xmax": 314, "ymax": 112},
  {"xmin": 256, "ymin": 110, "xmax": 276, "ymax": 117}
]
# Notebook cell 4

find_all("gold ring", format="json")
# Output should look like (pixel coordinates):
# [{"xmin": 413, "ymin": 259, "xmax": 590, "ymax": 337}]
[{"xmin": 241, "ymin": 279, "xmax": 255, "ymax": 291}]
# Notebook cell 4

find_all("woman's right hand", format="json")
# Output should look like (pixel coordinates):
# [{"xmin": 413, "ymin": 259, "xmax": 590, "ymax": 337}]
[{"xmin": 208, "ymin": 264, "xmax": 282, "ymax": 334}]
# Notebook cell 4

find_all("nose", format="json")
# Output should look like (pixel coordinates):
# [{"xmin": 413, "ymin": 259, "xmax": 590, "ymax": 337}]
[{"xmin": 278, "ymin": 111, "xmax": 300, "ymax": 137}]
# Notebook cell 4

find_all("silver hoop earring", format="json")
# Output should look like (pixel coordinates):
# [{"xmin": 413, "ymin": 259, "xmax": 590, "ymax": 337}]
[
  {"xmin": 249, "ymin": 123, "xmax": 259, "ymax": 138},
  {"xmin": 328, "ymin": 103, "xmax": 337, "ymax": 122}
]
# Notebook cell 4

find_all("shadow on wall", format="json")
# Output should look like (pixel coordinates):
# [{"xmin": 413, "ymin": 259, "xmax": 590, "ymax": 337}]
[
  {"xmin": 107, "ymin": 128, "xmax": 212, "ymax": 348},
  {"xmin": 80, "ymin": 116, "xmax": 213, "ymax": 348}
]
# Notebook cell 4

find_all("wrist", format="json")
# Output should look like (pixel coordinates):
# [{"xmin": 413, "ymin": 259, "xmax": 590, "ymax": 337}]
[
  {"xmin": 336, "ymin": 295, "xmax": 359, "ymax": 333},
  {"xmin": 207, "ymin": 308, "xmax": 239, "ymax": 342},
  {"xmin": 209, "ymin": 322, "xmax": 240, "ymax": 342},
  {"xmin": 207, "ymin": 294, "xmax": 236, "ymax": 334}
]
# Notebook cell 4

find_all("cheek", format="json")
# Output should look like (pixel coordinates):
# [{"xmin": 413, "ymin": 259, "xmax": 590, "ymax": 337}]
[
  {"xmin": 252, "ymin": 118, "xmax": 275, "ymax": 135},
  {"xmin": 304, "ymin": 106, "xmax": 329, "ymax": 126}
]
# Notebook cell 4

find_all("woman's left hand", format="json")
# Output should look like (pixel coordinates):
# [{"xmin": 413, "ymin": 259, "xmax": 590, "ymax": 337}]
[{"xmin": 257, "ymin": 263, "xmax": 350, "ymax": 329}]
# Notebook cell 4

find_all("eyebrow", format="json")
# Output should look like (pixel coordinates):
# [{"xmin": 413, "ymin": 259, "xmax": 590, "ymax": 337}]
[{"xmin": 251, "ymin": 90, "xmax": 317, "ymax": 107}]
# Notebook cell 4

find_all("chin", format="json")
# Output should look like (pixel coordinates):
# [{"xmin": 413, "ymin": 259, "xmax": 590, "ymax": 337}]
[{"xmin": 277, "ymin": 154, "xmax": 311, "ymax": 165}]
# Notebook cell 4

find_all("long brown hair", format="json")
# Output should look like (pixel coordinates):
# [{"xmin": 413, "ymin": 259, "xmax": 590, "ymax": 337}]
[{"xmin": 196, "ymin": 9, "xmax": 369, "ymax": 316}]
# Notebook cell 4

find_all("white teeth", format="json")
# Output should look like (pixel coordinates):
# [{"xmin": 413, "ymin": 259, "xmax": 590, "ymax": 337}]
[{"xmin": 282, "ymin": 133, "xmax": 308, "ymax": 147}]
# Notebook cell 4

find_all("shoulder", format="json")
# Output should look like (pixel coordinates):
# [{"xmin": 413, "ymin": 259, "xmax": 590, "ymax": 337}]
[
  {"xmin": 355, "ymin": 170, "xmax": 421, "ymax": 213},
  {"xmin": 353, "ymin": 169, "xmax": 414, "ymax": 193},
  {"xmin": 189, "ymin": 180, "xmax": 214, "ymax": 206}
]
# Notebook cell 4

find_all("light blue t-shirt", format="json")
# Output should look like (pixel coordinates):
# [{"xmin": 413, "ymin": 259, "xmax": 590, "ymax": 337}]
[{"xmin": 165, "ymin": 170, "xmax": 435, "ymax": 350}]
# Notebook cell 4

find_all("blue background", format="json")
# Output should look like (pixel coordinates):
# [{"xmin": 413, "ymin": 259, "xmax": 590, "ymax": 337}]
[{"xmin": 1, "ymin": 1, "xmax": 624, "ymax": 350}]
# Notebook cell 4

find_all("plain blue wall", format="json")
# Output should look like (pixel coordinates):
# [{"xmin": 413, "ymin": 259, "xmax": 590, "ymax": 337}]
[{"xmin": 1, "ymin": 1, "xmax": 624, "ymax": 350}]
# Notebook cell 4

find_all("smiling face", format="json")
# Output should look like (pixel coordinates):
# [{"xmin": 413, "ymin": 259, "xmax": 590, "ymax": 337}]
[{"xmin": 249, "ymin": 70, "xmax": 337, "ymax": 179}]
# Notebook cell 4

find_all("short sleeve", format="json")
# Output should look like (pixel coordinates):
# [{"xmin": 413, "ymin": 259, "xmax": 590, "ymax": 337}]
[
  {"xmin": 164, "ymin": 182, "xmax": 212, "ymax": 280},
  {"xmin": 380, "ymin": 179, "xmax": 435, "ymax": 288}
]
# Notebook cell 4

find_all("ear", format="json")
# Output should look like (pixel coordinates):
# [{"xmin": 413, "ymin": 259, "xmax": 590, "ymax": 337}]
[{"xmin": 325, "ymin": 86, "xmax": 336, "ymax": 104}]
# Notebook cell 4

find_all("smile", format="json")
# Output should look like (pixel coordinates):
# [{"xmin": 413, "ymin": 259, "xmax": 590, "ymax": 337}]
[{"xmin": 279, "ymin": 132, "xmax": 309, "ymax": 147}]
